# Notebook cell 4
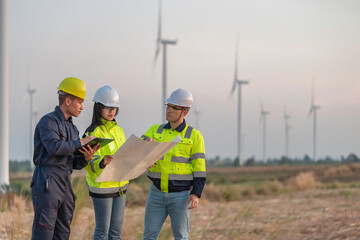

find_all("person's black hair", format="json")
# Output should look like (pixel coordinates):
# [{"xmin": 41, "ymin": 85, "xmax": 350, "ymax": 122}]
[
  {"xmin": 84, "ymin": 102, "xmax": 119, "ymax": 135},
  {"xmin": 58, "ymin": 90, "xmax": 77, "ymax": 106}
]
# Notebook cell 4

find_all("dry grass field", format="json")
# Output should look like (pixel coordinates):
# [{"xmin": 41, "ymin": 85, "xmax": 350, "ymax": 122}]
[{"xmin": 2, "ymin": 164, "xmax": 360, "ymax": 239}]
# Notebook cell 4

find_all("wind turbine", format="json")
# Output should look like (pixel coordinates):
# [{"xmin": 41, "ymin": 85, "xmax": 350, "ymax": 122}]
[
  {"xmin": 153, "ymin": 0, "xmax": 177, "ymax": 122},
  {"xmin": 0, "ymin": 0, "xmax": 9, "ymax": 186},
  {"xmin": 260, "ymin": 104, "xmax": 270, "ymax": 162},
  {"xmin": 309, "ymin": 85, "xmax": 321, "ymax": 161},
  {"xmin": 284, "ymin": 110, "xmax": 291, "ymax": 157},
  {"xmin": 230, "ymin": 34, "xmax": 249, "ymax": 166},
  {"xmin": 27, "ymin": 83, "xmax": 36, "ymax": 169}
]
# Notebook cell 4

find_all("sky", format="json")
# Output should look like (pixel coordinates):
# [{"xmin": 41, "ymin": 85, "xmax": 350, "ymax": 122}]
[{"xmin": 7, "ymin": 0, "xmax": 360, "ymax": 161}]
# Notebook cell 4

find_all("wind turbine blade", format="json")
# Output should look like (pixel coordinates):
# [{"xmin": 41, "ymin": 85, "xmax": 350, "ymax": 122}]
[
  {"xmin": 153, "ymin": 0, "xmax": 162, "ymax": 72},
  {"xmin": 230, "ymin": 33, "xmax": 240, "ymax": 98},
  {"xmin": 152, "ymin": 43, "xmax": 161, "ymax": 70},
  {"xmin": 308, "ymin": 106, "xmax": 313, "ymax": 117},
  {"xmin": 229, "ymin": 80, "xmax": 236, "ymax": 97},
  {"xmin": 308, "ymin": 82, "xmax": 314, "ymax": 116},
  {"xmin": 234, "ymin": 33, "xmax": 239, "ymax": 81},
  {"xmin": 157, "ymin": 0, "xmax": 162, "ymax": 41}
]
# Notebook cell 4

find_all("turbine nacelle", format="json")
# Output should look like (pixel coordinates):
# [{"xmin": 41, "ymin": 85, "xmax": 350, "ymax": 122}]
[
  {"xmin": 27, "ymin": 88, "xmax": 36, "ymax": 94},
  {"xmin": 309, "ymin": 104, "xmax": 321, "ymax": 116},
  {"xmin": 230, "ymin": 79, "xmax": 249, "ymax": 96},
  {"xmin": 27, "ymin": 83, "xmax": 36, "ymax": 95},
  {"xmin": 160, "ymin": 39, "xmax": 177, "ymax": 45},
  {"xmin": 261, "ymin": 110, "xmax": 270, "ymax": 116},
  {"xmin": 236, "ymin": 79, "xmax": 249, "ymax": 85},
  {"xmin": 260, "ymin": 107, "xmax": 270, "ymax": 123}
]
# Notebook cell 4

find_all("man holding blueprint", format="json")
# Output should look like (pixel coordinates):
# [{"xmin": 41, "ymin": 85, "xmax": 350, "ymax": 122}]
[{"xmin": 141, "ymin": 89, "xmax": 206, "ymax": 240}]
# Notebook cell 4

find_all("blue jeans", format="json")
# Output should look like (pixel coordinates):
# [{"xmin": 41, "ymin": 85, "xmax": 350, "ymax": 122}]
[
  {"xmin": 92, "ymin": 195, "xmax": 126, "ymax": 240},
  {"xmin": 143, "ymin": 185, "xmax": 190, "ymax": 240}
]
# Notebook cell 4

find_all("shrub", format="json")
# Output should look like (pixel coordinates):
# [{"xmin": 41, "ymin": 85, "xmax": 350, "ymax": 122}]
[{"xmin": 289, "ymin": 171, "xmax": 317, "ymax": 190}]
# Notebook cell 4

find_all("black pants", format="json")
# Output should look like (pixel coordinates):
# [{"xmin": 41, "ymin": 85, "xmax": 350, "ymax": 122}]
[{"xmin": 31, "ymin": 169, "xmax": 76, "ymax": 240}]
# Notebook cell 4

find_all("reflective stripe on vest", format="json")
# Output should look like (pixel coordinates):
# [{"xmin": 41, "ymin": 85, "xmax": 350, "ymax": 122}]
[
  {"xmin": 89, "ymin": 155, "xmax": 101, "ymax": 173},
  {"xmin": 171, "ymin": 156, "xmax": 190, "ymax": 163},
  {"xmin": 149, "ymin": 170, "xmax": 205, "ymax": 179},
  {"xmin": 194, "ymin": 171, "xmax": 206, "ymax": 178},
  {"xmin": 184, "ymin": 126, "xmax": 193, "ymax": 138},
  {"xmin": 148, "ymin": 171, "xmax": 161, "ymax": 179},
  {"xmin": 87, "ymin": 182, "xmax": 129, "ymax": 194},
  {"xmin": 168, "ymin": 174, "xmax": 193, "ymax": 181},
  {"xmin": 156, "ymin": 124, "xmax": 166, "ymax": 134},
  {"xmin": 190, "ymin": 153, "xmax": 205, "ymax": 161},
  {"xmin": 171, "ymin": 153, "xmax": 205, "ymax": 163}
]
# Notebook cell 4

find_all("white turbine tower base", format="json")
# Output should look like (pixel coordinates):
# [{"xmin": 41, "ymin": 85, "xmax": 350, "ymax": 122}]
[
  {"xmin": 229, "ymin": 34, "xmax": 249, "ymax": 166},
  {"xmin": 260, "ymin": 104, "xmax": 270, "ymax": 163},
  {"xmin": 0, "ymin": 0, "xmax": 9, "ymax": 187},
  {"xmin": 309, "ymin": 84, "xmax": 321, "ymax": 162},
  {"xmin": 153, "ymin": 0, "xmax": 177, "ymax": 123},
  {"xmin": 27, "ymin": 84, "xmax": 36, "ymax": 170},
  {"xmin": 284, "ymin": 110, "xmax": 291, "ymax": 158}
]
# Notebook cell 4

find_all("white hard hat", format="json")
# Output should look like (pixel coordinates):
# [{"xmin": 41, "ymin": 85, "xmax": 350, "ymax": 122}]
[
  {"xmin": 93, "ymin": 85, "xmax": 120, "ymax": 108},
  {"xmin": 165, "ymin": 88, "xmax": 193, "ymax": 108}
]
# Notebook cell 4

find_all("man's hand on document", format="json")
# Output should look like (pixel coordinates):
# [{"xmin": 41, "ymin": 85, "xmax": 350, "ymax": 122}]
[
  {"xmin": 147, "ymin": 162, "xmax": 157, "ymax": 169},
  {"xmin": 103, "ymin": 155, "xmax": 114, "ymax": 166}
]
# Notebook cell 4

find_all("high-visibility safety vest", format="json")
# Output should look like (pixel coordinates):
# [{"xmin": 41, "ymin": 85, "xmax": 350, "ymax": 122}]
[
  {"xmin": 84, "ymin": 119, "xmax": 129, "ymax": 197},
  {"xmin": 142, "ymin": 122, "xmax": 206, "ymax": 197}
]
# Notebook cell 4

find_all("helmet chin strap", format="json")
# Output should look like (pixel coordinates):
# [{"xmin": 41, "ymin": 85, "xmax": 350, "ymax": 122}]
[{"xmin": 176, "ymin": 108, "xmax": 185, "ymax": 122}]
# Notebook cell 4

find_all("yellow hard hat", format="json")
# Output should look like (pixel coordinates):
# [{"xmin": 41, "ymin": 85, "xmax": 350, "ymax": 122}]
[{"xmin": 57, "ymin": 77, "xmax": 87, "ymax": 100}]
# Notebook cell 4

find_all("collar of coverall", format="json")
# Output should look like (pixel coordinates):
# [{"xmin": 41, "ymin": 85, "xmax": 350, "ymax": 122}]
[{"xmin": 54, "ymin": 105, "xmax": 73, "ymax": 123}]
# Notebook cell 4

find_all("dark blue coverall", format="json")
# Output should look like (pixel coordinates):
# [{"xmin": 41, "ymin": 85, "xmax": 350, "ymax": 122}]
[{"xmin": 31, "ymin": 106, "xmax": 88, "ymax": 240}]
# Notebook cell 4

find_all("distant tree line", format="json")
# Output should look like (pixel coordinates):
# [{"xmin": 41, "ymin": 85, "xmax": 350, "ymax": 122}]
[
  {"xmin": 9, "ymin": 153, "xmax": 360, "ymax": 172},
  {"xmin": 9, "ymin": 160, "xmax": 32, "ymax": 172},
  {"xmin": 207, "ymin": 153, "xmax": 360, "ymax": 167}
]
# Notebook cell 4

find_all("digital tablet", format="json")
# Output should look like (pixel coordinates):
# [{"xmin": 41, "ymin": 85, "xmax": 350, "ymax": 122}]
[{"xmin": 74, "ymin": 137, "xmax": 114, "ymax": 154}]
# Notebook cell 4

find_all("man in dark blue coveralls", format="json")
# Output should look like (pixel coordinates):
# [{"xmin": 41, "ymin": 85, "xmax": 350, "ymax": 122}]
[{"xmin": 30, "ymin": 77, "xmax": 100, "ymax": 240}]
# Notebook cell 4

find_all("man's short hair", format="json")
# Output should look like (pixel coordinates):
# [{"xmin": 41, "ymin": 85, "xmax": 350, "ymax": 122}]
[{"xmin": 58, "ymin": 90, "xmax": 77, "ymax": 106}]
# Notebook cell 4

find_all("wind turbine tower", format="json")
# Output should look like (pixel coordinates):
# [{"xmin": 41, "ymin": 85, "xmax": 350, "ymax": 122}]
[
  {"xmin": 284, "ymin": 111, "xmax": 291, "ymax": 157},
  {"xmin": 194, "ymin": 106, "xmax": 201, "ymax": 130},
  {"xmin": 0, "ymin": 0, "xmax": 9, "ymax": 186},
  {"xmin": 309, "ymin": 86, "xmax": 321, "ymax": 161},
  {"xmin": 27, "ymin": 84, "xmax": 36, "ymax": 169},
  {"xmin": 154, "ymin": 0, "xmax": 177, "ymax": 122},
  {"xmin": 230, "ymin": 35, "xmax": 249, "ymax": 166},
  {"xmin": 260, "ymin": 105, "xmax": 270, "ymax": 162}
]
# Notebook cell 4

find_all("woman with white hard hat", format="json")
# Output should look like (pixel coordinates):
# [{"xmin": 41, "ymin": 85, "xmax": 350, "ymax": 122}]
[{"xmin": 83, "ymin": 85, "xmax": 129, "ymax": 240}]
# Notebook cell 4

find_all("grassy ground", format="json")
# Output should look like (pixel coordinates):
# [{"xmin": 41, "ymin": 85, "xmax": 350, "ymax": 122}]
[{"xmin": 2, "ymin": 164, "xmax": 360, "ymax": 239}]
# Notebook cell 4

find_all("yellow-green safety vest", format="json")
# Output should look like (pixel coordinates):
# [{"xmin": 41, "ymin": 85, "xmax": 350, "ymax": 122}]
[
  {"xmin": 84, "ymin": 119, "xmax": 129, "ymax": 196},
  {"xmin": 142, "ymin": 123, "xmax": 206, "ymax": 194}
]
